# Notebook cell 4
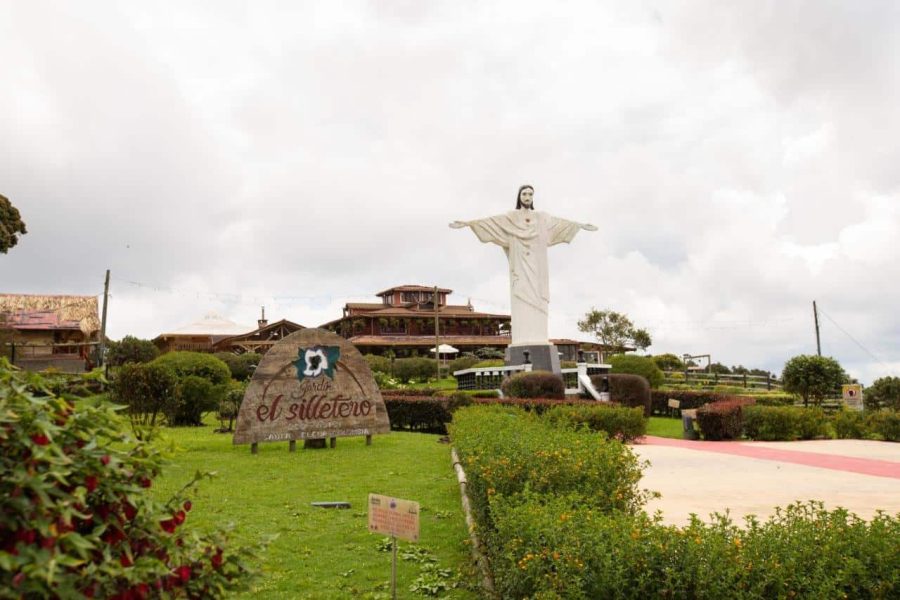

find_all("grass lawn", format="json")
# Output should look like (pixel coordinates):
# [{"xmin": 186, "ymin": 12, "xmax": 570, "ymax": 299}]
[
  {"xmin": 149, "ymin": 423, "xmax": 479, "ymax": 599},
  {"xmin": 646, "ymin": 416, "xmax": 684, "ymax": 439}
]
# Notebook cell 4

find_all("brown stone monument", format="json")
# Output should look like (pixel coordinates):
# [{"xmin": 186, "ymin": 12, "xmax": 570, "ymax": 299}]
[{"xmin": 233, "ymin": 328, "xmax": 390, "ymax": 451}]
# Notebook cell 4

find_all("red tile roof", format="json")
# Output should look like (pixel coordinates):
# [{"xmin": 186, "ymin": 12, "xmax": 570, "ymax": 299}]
[{"xmin": 3, "ymin": 310, "xmax": 83, "ymax": 331}]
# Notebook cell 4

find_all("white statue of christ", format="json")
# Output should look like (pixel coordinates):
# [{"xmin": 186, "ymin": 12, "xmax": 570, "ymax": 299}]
[{"xmin": 450, "ymin": 185, "xmax": 597, "ymax": 347}]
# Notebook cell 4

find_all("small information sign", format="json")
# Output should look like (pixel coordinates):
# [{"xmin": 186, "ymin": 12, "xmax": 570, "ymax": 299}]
[
  {"xmin": 368, "ymin": 493, "xmax": 420, "ymax": 542},
  {"xmin": 842, "ymin": 384, "xmax": 863, "ymax": 410}
]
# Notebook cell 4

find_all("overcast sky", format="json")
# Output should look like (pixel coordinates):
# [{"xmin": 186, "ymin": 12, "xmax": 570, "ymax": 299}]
[{"xmin": 2, "ymin": 1, "xmax": 898, "ymax": 384}]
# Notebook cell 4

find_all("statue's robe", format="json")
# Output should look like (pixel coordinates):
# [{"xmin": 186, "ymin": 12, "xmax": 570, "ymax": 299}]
[{"xmin": 463, "ymin": 210, "xmax": 582, "ymax": 346}]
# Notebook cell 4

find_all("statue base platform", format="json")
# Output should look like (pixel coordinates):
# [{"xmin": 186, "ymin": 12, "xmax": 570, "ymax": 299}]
[{"xmin": 505, "ymin": 344, "xmax": 561, "ymax": 375}]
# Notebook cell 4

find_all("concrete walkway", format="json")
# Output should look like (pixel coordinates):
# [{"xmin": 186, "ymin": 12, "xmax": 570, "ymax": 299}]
[{"xmin": 631, "ymin": 437, "xmax": 900, "ymax": 526}]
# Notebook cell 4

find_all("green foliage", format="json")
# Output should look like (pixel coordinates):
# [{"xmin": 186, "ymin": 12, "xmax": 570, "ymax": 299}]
[
  {"xmin": 168, "ymin": 375, "xmax": 222, "ymax": 427},
  {"xmin": 599, "ymin": 373, "xmax": 651, "ymax": 416},
  {"xmin": 449, "ymin": 405, "xmax": 652, "ymax": 531},
  {"xmin": 488, "ymin": 495, "xmax": 900, "ymax": 600},
  {"xmin": 0, "ymin": 193, "xmax": 27, "ymax": 254},
  {"xmin": 652, "ymin": 353, "xmax": 684, "ymax": 371},
  {"xmin": 609, "ymin": 354, "xmax": 664, "ymax": 389},
  {"xmin": 577, "ymin": 308, "xmax": 652, "ymax": 352},
  {"xmin": 393, "ymin": 357, "xmax": 437, "ymax": 383},
  {"xmin": 832, "ymin": 409, "xmax": 869, "ymax": 440},
  {"xmin": 501, "ymin": 371, "xmax": 565, "ymax": 399},
  {"xmin": 697, "ymin": 398, "xmax": 755, "ymax": 440},
  {"xmin": 213, "ymin": 352, "xmax": 261, "ymax": 381},
  {"xmin": 543, "ymin": 404, "xmax": 647, "ymax": 442},
  {"xmin": 106, "ymin": 335, "xmax": 159, "ymax": 366},
  {"xmin": 472, "ymin": 359, "xmax": 505, "ymax": 368},
  {"xmin": 448, "ymin": 356, "xmax": 479, "ymax": 373},
  {"xmin": 218, "ymin": 382, "xmax": 246, "ymax": 432},
  {"xmin": 782, "ymin": 354, "xmax": 847, "ymax": 407},
  {"xmin": 743, "ymin": 406, "xmax": 829, "ymax": 441},
  {"xmin": 864, "ymin": 376, "xmax": 900, "ymax": 411},
  {"xmin": 151, "ymin": 352, "xmax": 231, "ymax": 386},
  {"xmin": 867, "ymin": 409, "xmax": 900, "ymax": 442},
  {"xmin": 709, "ymin": 361, "xmax": 731, "ymax": 374},
  {"xmin": 110, "ymin": 362, "xmax": 178, "ymax": 434},
  {"xmin": 383, "ymin": 393, "xmax": 472, "ymax": 433},
  {"xmin": 363, "ymin": 353, "xmax": 393, "ymax": 375},
  {"xmin": 0, "ymin": 360, "xmax": 256, "ymax": 597},
  {"xmin": 474, "ymin": 347, "xmax": 505, "ymax": 359}
]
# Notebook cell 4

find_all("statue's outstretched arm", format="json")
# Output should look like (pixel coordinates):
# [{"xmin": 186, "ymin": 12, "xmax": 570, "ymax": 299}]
[
  {"xmin": 581, "ymin": 223, "xmax": 598, "ymax": 231},
  {"xmin": 449, "ymin": 220, "xmax": 469, "ymax": 229}
]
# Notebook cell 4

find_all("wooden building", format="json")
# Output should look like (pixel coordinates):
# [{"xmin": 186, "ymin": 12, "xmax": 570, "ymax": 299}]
[
  {"xmin": 153, "ymin": 312, "xmax": 253, "ymax": 354},
  {"xmin": 320, "ymin": 285, "xmax": 511, "ymax": 356},
  {"xmin": 0, "ymin": 294, "xmax": 100, "ymax": 372},
  {"xmin": 212, "ymin": 309, "xmax": 305, "ymax": 355}
]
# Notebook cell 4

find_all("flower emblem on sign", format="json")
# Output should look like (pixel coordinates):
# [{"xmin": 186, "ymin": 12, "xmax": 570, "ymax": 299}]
[{"xmin": 293, "ymin": 345, "xmax": 340, "ymax": 381}]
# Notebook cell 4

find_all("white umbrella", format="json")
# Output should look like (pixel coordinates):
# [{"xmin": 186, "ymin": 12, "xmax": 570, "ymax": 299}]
[{"xmin": 429, "ymin": 344, "xmax": 459, "ymax": 355}]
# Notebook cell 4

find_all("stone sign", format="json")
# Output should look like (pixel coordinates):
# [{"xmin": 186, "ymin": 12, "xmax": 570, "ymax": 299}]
[
  {"xmin": 233, "ymin": 328, "xmax": 390, "ymax": 447},
  {"xmin": 368, "ymin": 493, "xmax": 420, "ymax": 542}
]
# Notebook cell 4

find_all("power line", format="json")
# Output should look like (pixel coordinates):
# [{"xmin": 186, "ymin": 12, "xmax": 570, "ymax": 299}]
[{"xmin": 817, "ymin": 307, "xmax": 893, "ymax": 372}]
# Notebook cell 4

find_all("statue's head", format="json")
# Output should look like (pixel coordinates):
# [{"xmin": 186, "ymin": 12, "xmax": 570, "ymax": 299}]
[{"xmin": 516, "ymin": 185, "xmax": 534, "ymax": 210}]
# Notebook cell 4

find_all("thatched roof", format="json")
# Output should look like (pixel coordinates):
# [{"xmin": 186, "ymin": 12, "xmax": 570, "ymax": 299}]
[{"xmin": 0, "ymin": 294, "xmax": 100, "ymax": 335}]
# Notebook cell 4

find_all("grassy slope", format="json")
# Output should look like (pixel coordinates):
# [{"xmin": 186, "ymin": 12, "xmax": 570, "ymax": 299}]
[
  {"xmin": 646, "ymin": 417, "xmax": 684, "ymax": 439},
  {"xmin": 149, "ymin": 424, "xmax": 478, "ymax": 599}
]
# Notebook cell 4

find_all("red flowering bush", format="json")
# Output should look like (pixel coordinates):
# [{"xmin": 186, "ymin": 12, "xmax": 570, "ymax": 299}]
[
  {"xmin": 697, "ymin": 397, "xmax": 756, "ymax": 440},
  {"xmin": 0, "ymin": 360, "xmax": 257, "ymax": 598}
]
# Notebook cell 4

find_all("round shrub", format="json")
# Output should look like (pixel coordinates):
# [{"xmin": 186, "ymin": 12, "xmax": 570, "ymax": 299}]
[
  {"xmin": 609, "ymin": 354, "xmax": 664, "ymax": 389},
  {"xmin": 214, "ymin": 352, "xmax": 261, "ymax": 381},
  {"xmin": 151, "ymin": 352, "xmax": 231, "ymax": 386},
  {"xmin": 595, "ymin": 373, "xmax": 651, "ymax": 417},
  {"xmin": 501, "ymin": 371, "xmax": 565, "ymax": 399},
  {"xmin": 392, "ymin": 357, "xmax": 437, "ymax": 383},
  {"xmin": 168, "ymin": 375, "xmax": 222, "ymax": 427},
  {"xmin": 832, "ymin": 409, "xmax": 868, "ymax": 439},
  {"xmin": 110, "ymin": 362, "xmax": 178, "ymax": 434},
  {"xmin": 106, "ymin": 335, "xmax": 159, "ymax": 366},
  {"xmin": 0, "ymin": 360, "xmax": 255, "ymax": 597}
]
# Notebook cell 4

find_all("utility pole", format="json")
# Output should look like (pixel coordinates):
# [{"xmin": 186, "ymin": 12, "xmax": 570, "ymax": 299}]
[
  {"xmin": 813, "ymin": 300, "xmax": 821, "ymax": 356},
  {"xmin": 433, "ymin": 285, "xmax": 441, "ymax": 379},
  {"xmin": 98, "ymin": 269, "xmax": 110, "ymax": 367}
]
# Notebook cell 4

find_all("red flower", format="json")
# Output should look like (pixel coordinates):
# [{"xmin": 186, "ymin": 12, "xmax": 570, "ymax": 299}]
[
  {"xmin": 173, "ymin": 510, "xmax": 186, "ymax": 525},
  {"xmin": 41, "ymin": 536, "xmax": 56, "ymax": 550},
  {"xmin": 183, "ymin": 500, "xmax": 192, "ymax": 512},
  {"xmin": 30, "ymin": 434, "xmax": 50, "ymax": 446},
  {"xmin": 160, "ymin": 519, "xmax": 177, "ymax": 534},
  {"xmin": 211, "ymin": 549, "xmax": 224, "ymax": 569},
  {"xmin": 176, "ymin": 565, "xmax": 191, "ymax": 583},
  {"xmin": 12, "ymin": 572, "xmax": 26, "ymax": 587},
  {"xmin": 120, "ymin": 554, "xmax": 133, "ymax": 567},
  {"xmin": 15, "ymin": 529, "xmax": 36, "ymax": 545},
  {"xmin": 139, "ymin": 477, "xmax": 152, "ymax": 489},
  {"xmin": 123, "ymin": 503, "xmax": 137, "ymax": 520},
  {"xmin": 85, "ymin": 475, "xmax": 99, "ymax": 492},
  {"xmin": 133, "ymin": 583, "xmax": 150, "ymax": 599},
  {"xmin": 100, "ymin": 455, "xmax": 111, "ymax": 466}
]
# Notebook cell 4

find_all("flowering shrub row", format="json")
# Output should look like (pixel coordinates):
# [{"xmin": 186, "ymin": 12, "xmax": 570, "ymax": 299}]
[
  {"xmin": 449, "ymin": 405, "xmax": 652, "ymax": 532},
  {"xmin": 0, "ymin": 361, "xmax": 257, "ymax": 598},
  {"xmin": 542, "ymin": 404, "xmax": 647, "ymax": 443},
  {"xmin": 489, "ymin": 494, "xmax": 900, "ymax": 599}
]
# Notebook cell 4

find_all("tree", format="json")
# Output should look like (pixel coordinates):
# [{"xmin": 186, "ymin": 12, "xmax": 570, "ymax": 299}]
[
  {"xmin": 106, "ymin": 335, "xmax": 159, "ymax": 366},
  {"xmin": 609, "ymin": 354, "xmax": 664, "ymax": 389},
  {"xmin": 0, "ymin": 193, "xmax": 27, "ymax": 254},
  {"xmin": 782, "ymin": 355, "xmax": 847, "ymax": 407},
  {"xmin": 577, "ymin": 309, "xmax": 652, "ymax": 355},
  {"xmin": 709, "ymin": 362, "xmax": 731, "ymax": 374},
  {"xmin": 652, "ymin": 353, "xmax": 684, "ymax": 371},
  {"xmin": 864, "ymin": 376, "xmax": 900, "ymax": 411}
]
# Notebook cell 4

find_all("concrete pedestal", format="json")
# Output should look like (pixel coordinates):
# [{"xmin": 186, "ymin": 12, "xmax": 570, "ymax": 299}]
[{"xmin": 505, "ymin": 344, "xmax": 561, "ymax": 374}]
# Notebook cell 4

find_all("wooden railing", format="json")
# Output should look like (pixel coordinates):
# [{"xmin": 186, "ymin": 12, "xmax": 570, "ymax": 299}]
[{"xmin": 663, "ymin": 370, "xmax": 782, "ymax": 391}]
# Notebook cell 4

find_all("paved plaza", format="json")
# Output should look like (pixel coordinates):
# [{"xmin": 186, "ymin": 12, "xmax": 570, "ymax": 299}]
[{"xmin": 631, "ymin": 437, "xmax": 900, "ymax": 526}]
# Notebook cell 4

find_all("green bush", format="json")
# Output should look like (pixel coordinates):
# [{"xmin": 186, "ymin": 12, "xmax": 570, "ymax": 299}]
[
  {"xmin": 742, "ymin": 406, "xmax": 829, "ymax": 441},
  {"xmin": 598, "ymin": 373, "xmax": 651, "ymax": 417},
  {"xmin": 782, "ymin": 354, "xmax": 847, "ymax": 407},
  {"xmin": 473, "ymin": 397, "xmax": 574, "ymax": 415},
  {"xmin": 833, "ymin": 409, "xmax": 869, "ymax": 439},
  {"xmin": 167, "ymin": 375, "xmax": 223, "ymax": 427},
  {"xmin": 867, "ymin": 409, "xmax": 900, "ymax": 442},
  {"xmin": 543, "ymin": 403, "xmax": 647, "ymax": 442},
  {"xmin": 864, "ymin": 376, "xmax": 900, "ymax": 411},
  {"xmin": 501, "ymin": 371, "xmax": 565, "ymax": 399},
  {"xmin": 392, "ymin": 357, "xmax": 437, "ymax": 383},
  {"xmin": 473, "ymin": 359, "xmax": 505, "ymax": 368},
  {"xmin": 609, "ymin": 354, "xmax": 664, "ymax": 389},
  {"xmin": 110, "ymin": 362, "xmax": 178, "ymax": 433},
  {"xmin": 697, "ymin": 398, "xmax": 755, "ymax": 440},
  {"xmin": 218, "ymin": 382, "xmax": 246, "ymax": 432},
  {"xmin": 449, "ymin": 405, "xmax": 652, "ymax": 530},
  {"xmin": 796, "ymin": 407, "xmax": 829, "ymax": 439},
  {"xmin": 650, "ymin": 390, "xmax": 749, "ymax": 415},
  {"xmin": 448, "ymin": 356, "xmax": 479, "ymax": 373},
  {"xmin": 214, "ymin": 352, "xmax": 261, "ymax": 381},
  {"xmin": 383, "ymin": 393, "xmax": 472, "ymax": 433},
  {"xmin": 752, "ymin": 394, "xmax": 797, "ymax": 407},
  {"xmin": 0, "ymin": 360, "xmax": 256, "ymax": 597},
  {"xmin": 363, "ymin": 354, "xmax": 393, "ymax": 375},
  {"xmin": 151, "ymin": 351, "xmax": 231, "ymax": 386},
  {"xmin": 488, "ymin": 494, "xmax": 900, "ymax": 600},
  {"xmin": 106, "ymin": 335, "xmax": 159, "ymax": 366}
]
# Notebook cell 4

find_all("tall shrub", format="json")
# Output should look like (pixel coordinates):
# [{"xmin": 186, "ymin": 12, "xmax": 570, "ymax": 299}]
[
  {"xmin": 596, "ymin": 373, "xmax": 651, "ymax": 416},
  {"xmin": 609, "ymin": 354, "xmax": 664, "ymax": 389},
  {"xmin": 501, "ymin": 371, "xmax": 565, "ymax": 399},
  {"xmin": 214, "ymin": 352, "xmax": 261, "ymax": 381},
  {"xmin": 697, "ymin": 397, "xmax": 755, "ymax": 440},
  {"xmin": 168, "ymin": 375, "xmax": 221, "ymax": 427},
  {"xmin": 151, "ymin": 352, "xmax": 231, "ymax": 386},
  {"xmin": 864, "ymin": 376, "xmax": 900, "ymax": 411},
  {"xmin": 106, "ymin": 335, "xmax": 159, "ymax": 366},
  {"xmin": 110, "ymin": 362, "xmax": 178, "ymax": 433},
  {"xmin": 392, "ymin": 357, "xmax": 436, "ymax": 383}
]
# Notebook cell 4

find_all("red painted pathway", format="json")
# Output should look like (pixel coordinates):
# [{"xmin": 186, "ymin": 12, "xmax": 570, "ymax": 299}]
[{"xmin": 639, "ymin": 436, "xmax": 900, "ymax": 480}]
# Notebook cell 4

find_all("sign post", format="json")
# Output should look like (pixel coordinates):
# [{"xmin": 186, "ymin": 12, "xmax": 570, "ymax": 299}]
[
  {"xmin": 842, "ymin": 384, "xmax": 863, "ymax": 410},
  {"xmin": 368, "ymin": 493, "xmax": 420, "ymax": 599}
]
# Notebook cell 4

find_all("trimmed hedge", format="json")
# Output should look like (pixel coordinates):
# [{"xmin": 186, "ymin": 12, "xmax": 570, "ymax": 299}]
[
  {"xmin": 489, "ymin": 494, "xmax": 900, "ymax": 600},
  {"xmin": 383, "ymin": 393, "xmax": 471, "ymax": 433},
  {"xmin": 743, "ymin": 406, "xmax": 829, "ymax": 441},
  {"xmin": 380, "ymin": 388, "xmax": 439, "ymax": 397},
  {"xmin": 392, "ymin": 357, "xmax": 438, "ymax": 383},
  {"xmin": 609, "ymin": 354, "xmax": 664, "ymax": 388},
  {"xmin": 501, "ymin": 370, "xmax": 565, "ymax": 399},
  {"xmin": 651, "ymin": 390, "xmax": 737, "ymax": 415},
  {"xmin": 697, "ymin": 397, "xmax": 755, "ymax": 440},
  {"xmin": 598, "ymin": 373, "xmax": 651, "ymax": 417},
  {"xmin": 543, "ymin": 404, "xmax": 647, "ymax": 442}
]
